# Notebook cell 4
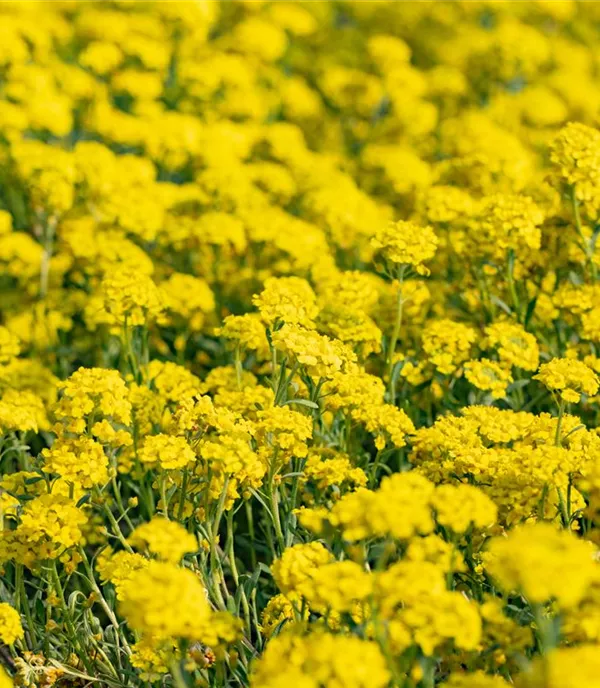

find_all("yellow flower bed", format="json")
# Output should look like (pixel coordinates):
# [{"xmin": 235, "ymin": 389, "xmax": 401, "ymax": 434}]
[{"xmin": 2, "ymin": 2, "xmax": 600, "ymax": 687}]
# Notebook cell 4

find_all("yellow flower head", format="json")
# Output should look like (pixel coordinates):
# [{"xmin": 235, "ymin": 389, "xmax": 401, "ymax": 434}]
[
  {"xmin": 4, "ymin": 494, "xmax": 87, "ymax": 568},
  {"xmin": 486, "ymin": 522, "xmax": 598, "ymax": 609},
  {"xmin": 534, "ymin": 357, "xmax": 599, "ymax": 403},
  {"xmin": 128, "ymin": 517, "xmax": 197, "ymax": 563},
  {"xmin": 0, "ymin": 603, "xmax": 24, "ymax": 646},
  {"xmin": 102, "ymin": 269, "xmax": 165, "ymax": 326},
  {"xmin": 138, "ymin": 434, "xmax": 196, "ymax": 471},
  {"xmin": 119, "ymin": 561, "xmax": 211, "ymax": 642},
  {"xmin": 516, "ymin": 645, "xmax": 600, "ymax": 688},
  {"xmin": 551, "ymin": 122, "xmax": 600, "ymax": 216},
  {"xmin": 253, "ymin": 276, "xmax": 318, "ymax": 328},
  {"xmin": 0, "ymin": 326, "xmax": 19, "ymax": 364},
  {"xmin": 41, "ymin": 436, "xmax": 110, "ymax": 489},
  {"xmin": 371, "ymin": 220, "xmax": 438, "ymax": 274},
  {"xmin": 271, "ymin": 324, "xmax": 357, "ymax": 379},
  {"xmin": 217, "ymin": 313, "xmax": 270, "ymax": 357},
  {"xmin": 272, "ymin": 542, "xmax": 333, "ymax": 596},
  {"xmin": 431, "ymin": 484, "xmax": 498, "ymax": 534},
  {"xmin": 251, "ymin": 628, "xmax": 390, "ymax": 688},
  {"xmin": 464, "ymin": 359, "xmax": 513, "ymax": 399}
]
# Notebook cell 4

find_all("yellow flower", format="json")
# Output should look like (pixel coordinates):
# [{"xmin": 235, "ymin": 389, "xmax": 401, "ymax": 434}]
[
  {"xmin": 422, "ymin": 319, "xmax": 478, "ymax": 375},
  {"xmin": 101, "ymin": 269, "xmax": 165, "ymax": 326},
  {"xmin": 2, "ymin": 494, "xmax": 87, "ymax": 568},
  {"xmin": 0, "ymin": 603, "xmax": 24, "ymax": 645},
  {"xmin": 0, "ymin": 389, "xmax": 48, "ymax": 433},
  {"xmin": 534, "ymin": 357, "xmax": 599, "ymax": 403},
  {"xmin": 146, "ymin": 360, "xmax": 204, "ymax": 405},
  {"xmin": 260, "ymin": 594, "xmax": 298, "ymax": 638},
  {"xmin": 130, "ymin": 640, "xmax": 172, "ymax": 683},
  {"xmin": 217, "ymin": 313, "xmax": 270, "ymax": 357},
  {"xmin": 432, "ymin": 484, "xmax": 497, "ymax": 533},
  {"xmin": 96, "ymin": 548, "xmax": 149, "ymax": 600},
  {"xmin": 483, "ymin": 322, "xmax": 540, "ymax": 372},
  {"xmin": 466, "ymin": 194, "xmax": 544, "ymax": 265},
  {"xmin": 464, "ymin": 360, "xmax": 513, "ymax": 399},
  {"xmin": 255, "ymin": 406, "xmax": 313, "ymax": 461},
  {"xmin": 119, "ymin": 561, "xmax": 211, "ymax": 642},
  {"xmin": 138, "ymin": 434, "xmax": 196, "ymax": 471},
  {"xmin": 272, "ymin": 543, "xmax": 333, "ymax": 596},
  {"xmin": 516, "ymin": 645, "xmax": 600, "ymax": 688},
  {"xmin": 0, "ymin": 326, "xmax": 19, "ymax": 364},
  {"xmin": 41, "ymin": 437, "xmax": 110, "ymax": 490},
  {"xmin": 251, "ymin": 628, "xmax": 390, "ymax": 688},
  {"xmin": 0, "ymin": 210, "xmax": 12, "ymax": 236},
  {"xmin": 128, "ymin": 517, "xmax": 197, "ymax": 563},
  {"xmin": 161, "ymin": 272, "xmax": 215, "ymax": 332},
  {"xmin": 54, "ymin": 367, "xmax": 132, "ymax": 433},
  {"xmin": 79, "ymin": 41, "xmax": 123, "ymax": 75},
  {"xmin": 443, "ymin": 672, "xmax": 510, "ymax": 688},
  {"xmin": 253, "ymin": 277, "xmax": 318, "ymax": 328},
  {"xmin": 551, "ymin": 122, "xmax": 600, "ymax": 217},
  {"xmin": 302, "ymin": 451, "xmax": 367, "ymax": 493},
  {"xmin": 485, "ymin": 522, "xmax": 598, "ymax": 609},
  {"xmin": 405, "ymin": 534, "xmax": 466, "ymax": 574},
  {"xmin": 0, "ymin": 667, "xmax": 13, "ymax": 688},
  {"xmin": 329, "ymin": 473, "xmax": 435, "ymax": 542},
  {"xmin": 371, "ymin": 220, "xmax": 438, "ymax": 274},
  {"xmin": 271, "ymin": 324, "xmax": 357, "ymax": 379},
  {"xmin": 296, "ymin": 560, "xmax": 372, "ymax": 614},
  {"xmin": 374, "ymin": 560, "xmax": 481, "ymax": 656}
]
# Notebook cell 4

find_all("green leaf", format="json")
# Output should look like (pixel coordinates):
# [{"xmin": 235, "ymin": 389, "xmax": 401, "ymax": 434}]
[
  {"xmin": 76, "ymin": 494, "xmax": 91, "ymax": 508},
  {"xmin": 490, "ymin": 295, "xmax": 512, "ymax": 316},
  {"xmin": 524, "ymin": 296, "xmax": 538, "ymax": 327},
  {"xmin": 283, "ymin": 399, "xmax": 318, "ymax": 409}
]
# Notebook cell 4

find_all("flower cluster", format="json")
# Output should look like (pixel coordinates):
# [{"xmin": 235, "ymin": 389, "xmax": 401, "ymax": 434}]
[{"xmin": 3, "ymin": 3, "xmax": 600, "ymax": 688}]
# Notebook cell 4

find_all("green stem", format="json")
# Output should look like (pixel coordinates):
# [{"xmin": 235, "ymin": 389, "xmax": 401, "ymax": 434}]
[
  {"xmin": 533, "ymin": 604, "xmax": 556, "ymax": 655},
  {"xmin": 554, "ymin": 399, "xmax": 565, "ymax": 447},
  {"xmin": 286, "ymin": 457, "xmax": 304, "ymax": 545},
  {"xmin": 212, "ymin": 477, "xmax": 229, "ymax": 542},
  {"xmin": 556, "ymin": 486, "xmax": 569, "ymax": 528},
  {"xmin": 95, "ymin": 490, "xmax": 135, "ymax": 553},
  {"xmin": 270, "ymin": 339, "xmax": 278, "ymax": 393},
  {"xmin": 51, "ymin": 561, "xmax": 96, "ymax": 676},
  {"xmin": 16, "ymin": 564, "xmax": 37, "ymax": 648},
  {"xmin": 111, "ymin": 475, "xmax": 134, "ymax": 531},
  {"xmin": 79, "ymin": 547, "xmax": 131, "ymax": 656},
  {"xmin": 571, "ymin": 185, "xmax": 597, "ymax": 281},
  {"xmin": 160, "ymin": 474, "xmax": 170, "ymax": 519},
  {"xmin": 226, "ymin": 511, "xmax": 252, "ymax": 636},
  {"xmin": 245, "ymin": 500, "xmax": 257, "ymax": 571},
  {"xmin": 387, "ymin": 266, "xmax": 405, "ymax": 403},
  {"xmin": 234, "ymin": 345, "xmax": 243, "ymax": 390},
  {"xmin": 267, "ymin": 479, "xmax": 285, "ymax": 554},
  {"xmin": 369, "ymin": 450, "xmax": 382, "ymax": 488},
  {"xmin": 208, "ymin": 478, "xmax": 230, "ymax": 610},
  {"xmin": 506, "ymin": 249, "xmax": 521, "ymax": 321},
  {"xmin": 170, "ymin": 659, "xmax": 189, "ymax": 688},
  {"xmin": 39, "ymin": 216, "xmax": 56, "ymax": 298},
  {"xmin": 177, "ymin": 469, "xmax": 189, "ymax": 522},
  {"xmin": 554, "ymin": 398, "xmax": 569, "ymax": 526}
]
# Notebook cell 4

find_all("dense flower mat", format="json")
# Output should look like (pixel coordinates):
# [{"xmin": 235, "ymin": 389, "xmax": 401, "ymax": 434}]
[{"xmin": 3, "ymin": 1, "xmax": 600, "ymax": 686}]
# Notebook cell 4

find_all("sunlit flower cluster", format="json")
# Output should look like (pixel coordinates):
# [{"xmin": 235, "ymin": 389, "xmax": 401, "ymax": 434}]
[{"xmin": 3, "ymin": 2, "xmax": 600, "ymax": 688}]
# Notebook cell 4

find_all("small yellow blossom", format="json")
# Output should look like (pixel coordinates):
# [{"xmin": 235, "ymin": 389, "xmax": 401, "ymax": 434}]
[
  {"xmin": 128, "ymin": 518, "xmax": 197, "ymax": 563},
  {"xmin": 138, "ymin": 434, "xmax": 196, "ymax": 471},
  {"xmin": 486, "ymin": 522, "xmax": 598, "ymax": 609},
  {"xmin": 534, "ymin": 357, "xmax": 599, "ymax": 403},
  {"xmin": 372, "ymin": 220, "xmax": 438, "ymax": 274},
  {"xmin": 0, "ymin": 603, "xmax": 24, "ymax": 645}
]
